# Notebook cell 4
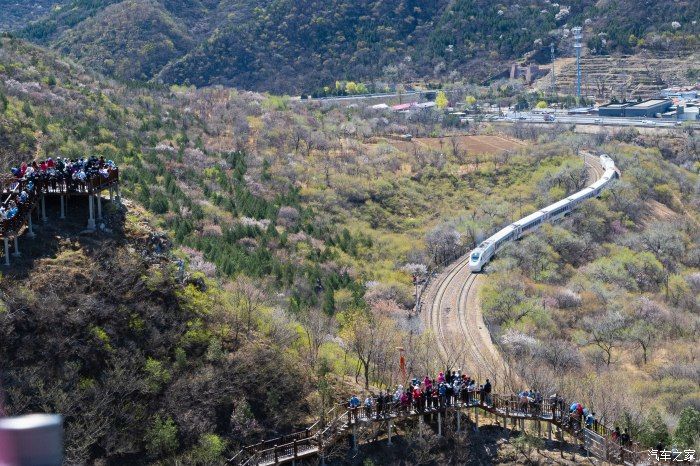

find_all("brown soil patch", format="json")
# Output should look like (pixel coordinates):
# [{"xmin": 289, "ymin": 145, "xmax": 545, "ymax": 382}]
[
  {"xmin": 642, "ymin": 199, "xmax": 679, "ymax": 225},
  {"xmin": 389, "ymin": 135, "xmax": 526, "ymax": 156}
]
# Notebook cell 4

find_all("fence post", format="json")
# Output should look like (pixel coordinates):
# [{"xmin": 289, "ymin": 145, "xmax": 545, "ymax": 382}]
[
  {"xmin": 87, "ymin": 195, "xmax": 95, "ymax": 230},
  {"xmin": 352, "ymin": 423, "xmax": 357, "ymax": 452},
  {"xmin": 12, "ymin": 237, "xmax": 20, "ymax": 257},
  {"xmin": 457, "ymin": 409, "xmax": 461, "ymax": 433},
  {"xmin": 41, "ymin": 194, "xmax": 47, "ymax": 223},
  {"xmin": 274, "ymin": 446, "xmax": 278, "ymax": 463},
  {"xmin": 438, "ymin": 411, "xmax": 442, "ymax": 437},
  {"xmin": 604, "ymin": 436, "xmax": 609, "ymax": 462},
  {"xmin": 293, "ymin": 440, "xmax": 298, "ymax": 458},
  {"xmin": 387, "ymin": 420, "xmax": 393, "ymax": 446},
  {"xmin": 27, "ymin": 214, "xmax": 35, "ymax": 238}
]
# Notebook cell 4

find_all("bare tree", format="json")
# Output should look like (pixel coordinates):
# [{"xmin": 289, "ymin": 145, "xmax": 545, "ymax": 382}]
[
  {"xmin": 583, "ymin": 311, "xmax": 628, "ymax": 367},
  {"xmin": 231, "ymin": 276, "xmax": 266, "ymax": 336},
  {"xmin": 299, "ymin": 307, "xmax": 335, "ymax": 369},
  {"xmin": 425, "ymin": 225, "xmax": 462, "ymax": 266},
  {"xmin": 342, "ymin": 309, "xmax": 398, "ymax": 389},
  {"xmin": 626, "ymin": 298, "xmax": 666, "ymax": 365}
]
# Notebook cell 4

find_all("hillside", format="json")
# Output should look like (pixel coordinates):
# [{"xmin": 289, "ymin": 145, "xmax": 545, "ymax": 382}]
[
  {"xmin": 0, "ymin": 203, "xmax": 313, "ymax": 464},
  {"xmin": 5, "ymin": 0, "xmax": 698, "ymax": 93},
  {"xmin": 2, "ymin": 36, "xmax": 700, "ymax": 462},
  {"xmin": 0, "ymin": 0, "xmax": 64, "ymax": 32},
  {"xmin": 51, "ymin": 0, "xmax": 194, "ymax": 81}
]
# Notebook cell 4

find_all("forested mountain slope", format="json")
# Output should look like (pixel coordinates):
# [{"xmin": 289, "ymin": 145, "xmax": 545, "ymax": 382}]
[
  {"xmin": 1, "ymin": 35, "xmax": 699, "ymax": 462},
  {"xmin": 5, "ymin": 0, "xmax": 699, "ymax": 92}
]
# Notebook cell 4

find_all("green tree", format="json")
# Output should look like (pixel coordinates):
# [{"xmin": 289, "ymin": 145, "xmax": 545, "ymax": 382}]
[
  {"xmin": 22, "ymin": 101, "xmax": 33, "ymax": 117},
  {"xmin": 638, "ymin": 408, "xmax": 671, "ymax": 447},
  {"xmin": 0, "ymin": 92, "xmax": 7, "ymax": 113},
  {"xmin": 144, "ymin": 358, "xmax": 172, "ymax": 392},
  {"xmin": 465, "ymin": 95, "xmax": 477, "ymax": 106},
  {"xmin": 150, "ymin": 191, "xmax": 169, "ymax": 214},
  {"xmin": 536, "ymin": 100, "xmax": 548, "ymax": 109},
  {"xmin": 145, "ymin": 415, "xmax": 179, "ymax": 457},
  {"xmin": 674, "ymin": 407, "xmax": 700, "ymax": 448},
  {"xmin": 190, "ymin": 433, "xmax": 226, "ymax": 464},
  {"xmin": 435, "ymin": 90, "xmax": 448, "ymax": 109}
]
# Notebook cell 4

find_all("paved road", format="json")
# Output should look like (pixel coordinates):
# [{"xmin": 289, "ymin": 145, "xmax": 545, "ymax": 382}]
[{"xmin": 499, "ymin": 111, "xmax": 693, "ymax": 128}]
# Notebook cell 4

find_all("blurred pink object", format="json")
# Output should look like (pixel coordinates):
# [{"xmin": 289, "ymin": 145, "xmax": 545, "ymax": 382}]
[{"xmin": 0, "ymin": 414, "xmax": 62, "ymax": 466}]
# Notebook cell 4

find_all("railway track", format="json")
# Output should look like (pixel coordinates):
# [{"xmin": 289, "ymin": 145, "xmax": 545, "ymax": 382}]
[{"xmin": 424, "ymin": 152, "xmax": 605, "ymax": 392}]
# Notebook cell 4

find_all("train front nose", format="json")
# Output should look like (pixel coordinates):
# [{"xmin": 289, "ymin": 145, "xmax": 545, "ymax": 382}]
[{"xmin": 468, "ymin": 252, "xmax": 482, "ymax": 272}]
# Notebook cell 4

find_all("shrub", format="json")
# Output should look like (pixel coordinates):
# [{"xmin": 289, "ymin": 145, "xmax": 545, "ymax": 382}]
[
  {"xmin": 674, "ymin": 407, "xmax": 700, "ymax": 448},
  {"xmin": 144, "ymin": 358, "xmax": 172, "ymax": 392},
  {"xmin": 145, "ymin": 415, "xmax": 179, "ymax": 457},
  {"xmin": 150, "ymin": 191, "xmax": 170, "ymax": 214},
  {"xmin": 189, "ymin": 433, "xmax": 226, "ymax": 464},
  {"xmin": 638, "ymin": 408, "xmax": 671, "ymax": 447}
]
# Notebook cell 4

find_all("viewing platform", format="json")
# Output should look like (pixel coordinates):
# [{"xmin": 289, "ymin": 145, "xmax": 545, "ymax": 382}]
[
  {"xmin": 230, "ymin": 392, "xmax": 649, "ymax": 466},
  {"xmin": 0, "ymin": 157, "xmax": 120, "ymax": 265}
]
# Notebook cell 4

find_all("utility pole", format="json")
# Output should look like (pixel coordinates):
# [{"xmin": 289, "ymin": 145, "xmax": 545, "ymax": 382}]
[
  {"xmin": 573, "ymin": 27, "xmax": 583, "ymax": 100},
  {"xmin": 550, "ymin": 42, "xmax": 556, "ymax": 97}
]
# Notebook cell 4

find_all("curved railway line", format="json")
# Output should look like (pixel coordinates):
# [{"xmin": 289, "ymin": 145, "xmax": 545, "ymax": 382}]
[
  {"xmin": 231, "ymin": 153, "xmax": 641, "ymax": 466},
  {"xmin": 424, "ymin": 153, "xmax": 607, "ymax": 392}
]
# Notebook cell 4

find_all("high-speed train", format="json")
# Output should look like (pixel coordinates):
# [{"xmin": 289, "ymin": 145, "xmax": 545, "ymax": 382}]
[{"xmin": 468, "ymin": 154, "xmax": 618, "ymax": 272}]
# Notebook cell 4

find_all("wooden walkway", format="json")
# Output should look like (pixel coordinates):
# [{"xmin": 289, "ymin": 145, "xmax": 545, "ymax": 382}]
[{"xmin": 229, "ymin": 394, "xmax": 650, "ymax": 466}]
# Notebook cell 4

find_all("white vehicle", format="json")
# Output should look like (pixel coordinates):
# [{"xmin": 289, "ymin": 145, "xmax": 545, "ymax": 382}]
[
  {"xmin": 642, "ymin": 120, "xmax": 656, "ymax": 126},
  {"xmin": 469, "ymin": 154, "xmax": 618, "ymax": 272}
]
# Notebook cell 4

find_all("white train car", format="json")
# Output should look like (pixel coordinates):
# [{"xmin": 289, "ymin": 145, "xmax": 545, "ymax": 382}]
[{"xmin": 468, "ymin": 154, "xmax": 618, "ymax": 272}]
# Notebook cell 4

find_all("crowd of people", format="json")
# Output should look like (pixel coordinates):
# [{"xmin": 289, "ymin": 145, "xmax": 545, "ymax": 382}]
[
  {"xmin": 346, "ymin": 370, "xmax": 628, "ymax": 444},
  {"xmin": 0, "ymin": 156, "xmax": 118, "ymax": 230},
  {"xmin": 10, "ymin": 156, "xmax": 117, "ymax": 191},
  {"xmin": 348, "ymin": 370, "xmax": 492, "ymax": 422},
  {"xmin": 0, "ymin": 178, "xmax": 35, "ymax": 223}
]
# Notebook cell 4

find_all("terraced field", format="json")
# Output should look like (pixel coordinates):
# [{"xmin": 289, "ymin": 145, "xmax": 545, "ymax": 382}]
[{"xmin": 535, "ymin": 53, "xmax": 699, "ymax": 99}]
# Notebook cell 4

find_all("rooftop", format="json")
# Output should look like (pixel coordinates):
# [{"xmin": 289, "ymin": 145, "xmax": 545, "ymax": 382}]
[
  {"xmin": 628, "ymin": 99, "xmax": 670, "ymax": 109},
  {"xmin": 598, "ymin": 103, "xmax": 630, "ymax": 109}
]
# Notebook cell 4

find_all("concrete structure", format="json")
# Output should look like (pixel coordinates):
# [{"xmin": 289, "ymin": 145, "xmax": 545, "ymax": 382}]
[
  {"xmin": 678, "ymin": 105, "xmax": 700, "ymax": 121},
  {"xmin": 509, "ymin": 63, "xmax": 542, "ymax": 84},
  {"xmin": 659, "ymin": 87, "xmax": 699, "ymax": 101}
]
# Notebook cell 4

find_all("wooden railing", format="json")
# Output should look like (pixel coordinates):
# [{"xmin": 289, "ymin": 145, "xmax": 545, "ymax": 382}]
[
  {"xmin": 230, "ymin": 389, "xmax": 650, "ymax": 466},
  {"xmin": 0, "ymin": 179, "xmax": 39, "ymax": 238},
  {"xmin": 0, "ymin": 168, "xmax": 119, "ymax": 240},
  {"xmin": 35, "ymin": 168, "xmax": 119, "ymax": 195},
  {"xmin": 231, "ymin": 403, "xmax": 348, "ymax": 466}
]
